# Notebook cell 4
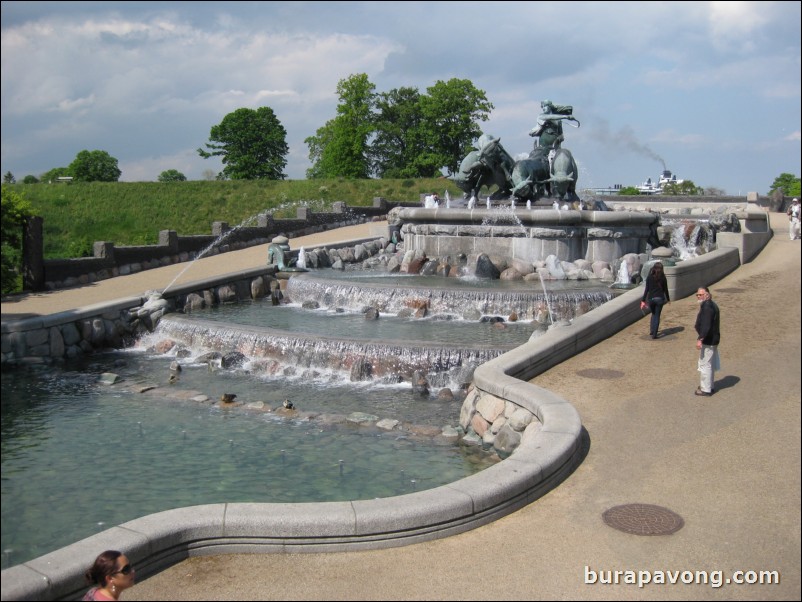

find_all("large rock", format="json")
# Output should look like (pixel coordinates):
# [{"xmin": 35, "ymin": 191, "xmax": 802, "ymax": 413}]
[
  {"xmin": 508, "ymin": 408, "xmax": 535, "ymax": 431},
  {"xmin": 493, "ymin": 423, "xmax": 522, "ymax": 458},
  {"xmin": 476, "ymin": 393, "xmax": 506, "ymax": 423},
  {"xmin": 475, "ymin": 254, "xmax": 500, "ymax": 279},
  {"xmin": 221, "ymin": 351, "xmax": 246, "ymax": 369}
]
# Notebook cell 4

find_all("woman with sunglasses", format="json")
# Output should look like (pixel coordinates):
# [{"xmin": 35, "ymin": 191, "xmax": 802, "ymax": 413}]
[{"xmin": 82, "ymin": 550, "xmax": 135, "ymax": 600}]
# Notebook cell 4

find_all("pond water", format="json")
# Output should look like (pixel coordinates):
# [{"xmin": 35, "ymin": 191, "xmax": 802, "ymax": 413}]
[{"xmin": 0, "ymin": 351, "xmax": 494, "ymax": 568}]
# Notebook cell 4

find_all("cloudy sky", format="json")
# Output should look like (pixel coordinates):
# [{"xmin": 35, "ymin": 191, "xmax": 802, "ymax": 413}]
[{"xmin": 1, "ymin": 1, "xmax": 800, "ymax": 195}]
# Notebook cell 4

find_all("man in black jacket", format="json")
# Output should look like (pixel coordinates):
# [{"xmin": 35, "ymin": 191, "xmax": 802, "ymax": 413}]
[{"xmin": 694, "ymin": 287, "xmax": 720, "ymax": 396}]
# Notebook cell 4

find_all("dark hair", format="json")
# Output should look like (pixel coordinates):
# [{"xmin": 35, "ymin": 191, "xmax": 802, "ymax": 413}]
[
  {"xmin": 650, "ymin": 262, "xmax": 663, "ymax": 275},
  {"xmin": 85, "ymin": 550, "xmax": 122, "ymax": 586}
]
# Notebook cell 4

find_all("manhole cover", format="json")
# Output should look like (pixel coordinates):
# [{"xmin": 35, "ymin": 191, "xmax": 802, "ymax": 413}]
[
  {"xmin": 603, "ymin": 504, "xmax": 684, "ymax": 535},
  {"xmin": 576, "ymin": 368, "xmax": 625, "ymax": 380}
]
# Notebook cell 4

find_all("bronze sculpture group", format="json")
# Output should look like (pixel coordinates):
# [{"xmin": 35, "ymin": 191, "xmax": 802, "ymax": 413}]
[{"xmin": 451, "ymin": 100, "xmax": 581, "ymax": 203}]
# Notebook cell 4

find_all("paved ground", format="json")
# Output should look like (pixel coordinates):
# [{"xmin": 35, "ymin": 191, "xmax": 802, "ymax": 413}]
[{"xmin": 3, "ymin": 216, "xmax": 799, "ymax": 600}]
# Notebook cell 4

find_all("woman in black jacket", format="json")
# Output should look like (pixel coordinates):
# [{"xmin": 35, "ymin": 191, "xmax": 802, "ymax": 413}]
[{"xmin": 640, "ymin": 262, "xmax": 670, "ymax": 339}]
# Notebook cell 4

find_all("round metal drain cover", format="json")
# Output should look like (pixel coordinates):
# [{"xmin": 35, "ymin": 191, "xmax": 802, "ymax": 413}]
[
  {"xmin": 576, "ymin": 368, "xmax": 625, "ymax": 380},
  {"xmin": 603, "ymin": 504, "xmax": 684, "ymax": 535}
]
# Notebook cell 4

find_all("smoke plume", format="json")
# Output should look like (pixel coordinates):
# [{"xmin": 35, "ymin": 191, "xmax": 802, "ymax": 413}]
[{"xmin": 590, "ymin": 119, "xmax": 666, "ymax": 170}]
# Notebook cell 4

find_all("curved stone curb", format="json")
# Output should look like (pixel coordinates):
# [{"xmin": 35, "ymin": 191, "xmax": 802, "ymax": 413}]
[{"xmin": 0, "ymin": 229, "xmax": 768, "ymax": 602}]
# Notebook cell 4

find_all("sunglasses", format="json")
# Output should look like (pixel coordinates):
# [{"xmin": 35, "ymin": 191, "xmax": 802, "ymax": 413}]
[{"xmin": 115, "ymin": 563, "xmax": 134, "ymax": 576}]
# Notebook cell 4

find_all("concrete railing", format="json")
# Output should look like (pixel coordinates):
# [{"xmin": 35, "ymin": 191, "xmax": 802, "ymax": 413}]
[{"xmin": 0, "ymin": 224, "xmax": 772, "ymax": 602}]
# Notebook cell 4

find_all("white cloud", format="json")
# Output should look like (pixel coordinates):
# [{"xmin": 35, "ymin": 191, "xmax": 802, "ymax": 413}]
[
  {"xmin": 707, "ymin": 1, "xmax": 772, "ymax": 52},
  {"xmin": 55, "ymin": 95, "xmax": 97, "ymax": 114}
]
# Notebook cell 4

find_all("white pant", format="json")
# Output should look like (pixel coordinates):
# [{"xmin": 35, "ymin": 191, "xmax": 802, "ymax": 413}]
[
  {"xmin": 790, "ymin": 217, "xmax": 800, "ymax": 240},
  {"xmin": 698, "ymin": 345, "xmax": 720, "ymax": 393}
]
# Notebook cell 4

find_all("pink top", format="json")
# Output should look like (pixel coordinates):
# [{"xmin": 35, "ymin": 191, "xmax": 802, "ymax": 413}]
[{"xmin": 82, "ymin": 587, "xmax": 115, "ymax": 601}]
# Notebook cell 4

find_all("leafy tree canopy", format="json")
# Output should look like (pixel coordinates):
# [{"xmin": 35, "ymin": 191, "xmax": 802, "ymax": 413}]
[
  {"xmin": 1, "ymin": 187, "xmax": 35, "ymax": 294},
  {"xmin": 769, "ymin": 173, "xmax": 801, "ymax": 197},
  {"xmin": 307, "ymin": 75, "xmax": 493, "ymax": 179},
  {"xmin": 617, "ymin": 186, "xmax": 640, "ymax": 195},
  {"xmin": 69, "ymin": 150, "xmax": 121, "ymax": 182},
  {"xmin": 3, "ymin": 171, "xmax": 15, "ymax": 184},
  {"xmin": 40, "ymin": 167, "xmax": 70, "ymax": 183},
  {"xmin": 370, "ymin": 87, "xmax": 441, "ymax": 178},
  {"xmin": 22, "ymin": 175, "xmax": 39, "ymax": 184},
  {"xmin": 419, "ymin": 78, "xmax": 493, "ymax": 176},
  {"xmin": 662, "ymin": 180, "xmax": 704, "ymax": 195},
  {"xmin": 306, "ymin": 74, "xmax": 376, "ymax": 179},
  {"xmin": 158, "ymin": 169, "xmax": 187, "ymax": 182},
  {"xmin": 198, "ymin": 107, "xmax": 289, "ymax": 180}
]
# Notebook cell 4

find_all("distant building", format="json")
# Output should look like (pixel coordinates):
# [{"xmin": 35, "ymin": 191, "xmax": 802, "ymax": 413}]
[
  {"xmin": 588, "ymin": 184, "xmax": 625, "ymax": 196},
  {"xmin": 586, "ymin": 169, "xmax": 686, "ymax": 196},
  {"xmin": 636, "ymin": 170, "xmax": 683, "ymax": 195}
]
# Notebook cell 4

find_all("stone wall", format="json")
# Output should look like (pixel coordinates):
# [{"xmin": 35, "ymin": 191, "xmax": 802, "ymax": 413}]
[
  {"xmin": 1, "ymin": 270, "xmax": 278, "ymax": 365},
  {"xmin": 398, "ymin": 208, "xmax": 658, "ymax": 265}
]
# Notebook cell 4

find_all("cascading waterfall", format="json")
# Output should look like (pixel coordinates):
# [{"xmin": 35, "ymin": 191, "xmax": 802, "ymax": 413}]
[
  {"xmin": 538, "ymin": 271, "xmax": 554, "ymax": 325},
  {"xmin": 285, "ymin": 275, "xmax": 612, "ymax": 322},
  {"xmin": 669, "ymin": 223, "xmax": 697, "ymax": 260},
  {"xmin": 152, "ymin": 316, "xmax": 505, "ymax": 385}
]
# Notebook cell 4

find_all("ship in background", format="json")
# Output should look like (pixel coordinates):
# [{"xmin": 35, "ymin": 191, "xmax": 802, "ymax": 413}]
[
  {"xmin": 635, "ymin": 169, "xmax": 684, "ymax": 195},
  {"xmin": 587, "ymin": 169, "xmax": 687, "ymax": 196}
]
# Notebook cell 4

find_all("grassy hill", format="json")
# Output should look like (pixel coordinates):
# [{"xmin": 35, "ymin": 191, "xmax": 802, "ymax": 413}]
[{"xmin": 6, "ymin": 178, "xmax": 463, "ymax": 259}]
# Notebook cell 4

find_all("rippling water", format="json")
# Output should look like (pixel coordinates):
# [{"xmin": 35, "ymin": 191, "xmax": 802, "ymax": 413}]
[{"xmin": 1, "ymin": 352, "xmax": 494, "ymax": 568}]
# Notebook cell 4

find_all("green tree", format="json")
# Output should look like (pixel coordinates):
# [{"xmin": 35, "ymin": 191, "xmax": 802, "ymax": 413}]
[
  {"xmin": 305, "ymin": 74, "xmax": 376, "ymax": 179},
  {"xmin": 305, "ymin": 121, "xmax": 334, "ymax": 179},
  {"xmin": 22, "ymin": 175, "xmax": 39, "ymax": 184},
  {"xmin": 158, "ymin": 169, "xmax": 187, "ymax": 182},
  {"xmin": 769, "ymin": 173, "xmax": 801, "ymax": 197},
  {"xmin": 198, "ymin": 107, "xmax": 289, "ymax": 180},
  {"xmin": 69, "ymin": 150, "xmax": 121, "ymax": 182},
  {"xmin": 617, "ymin": 186, "xmax": 640, "ymax": 195},
  {"xmin": 1, "ymin": 187, "xmax": 35, "ymax": 294},
  {"xmin": 370, "ymin": 87, "xmax": 441, "ymax": 178},
  {"xmin": 3, "ymin": 171, "xmax": 15, "ymax": 184},
  {"xmin": 419, "ymin": 79, "xmax": 494, "ymax": 175},
  {"xmin": 662, "ymin": 180, "xmax": 704, "ymax": 195},
  {"xmin": 40, "ymin": 167, "xmax": 70, "ymax": 183}
]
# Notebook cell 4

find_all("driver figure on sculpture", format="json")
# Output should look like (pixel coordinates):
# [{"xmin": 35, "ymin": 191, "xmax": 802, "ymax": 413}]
[{"xmin": 529, "ymin": 100, "xmax": 579, "ymax": 152}]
